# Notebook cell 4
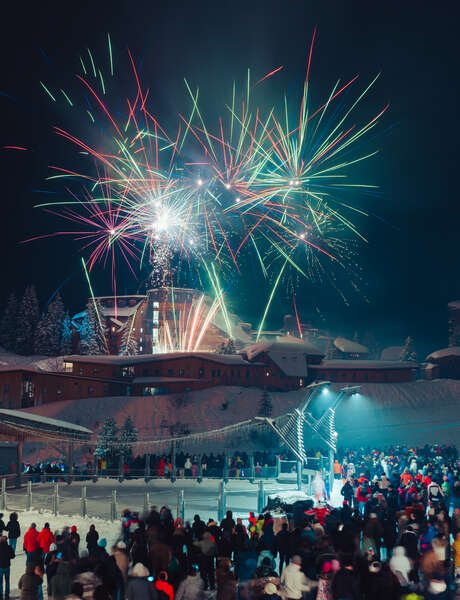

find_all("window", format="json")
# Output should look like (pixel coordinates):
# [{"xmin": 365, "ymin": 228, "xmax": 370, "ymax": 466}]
[
  {"xmin": 63, "ymin": 362, "xmax": 73, "ymax": 373},
  {"xmin": 153, "ymin": 310, "xmax": 159, "ymax": 326},
  {"xmin": 266, "ymin": 371, "xmax": 270, "ymax": 377},
  {"xmin": 57, "ymin": 386, "xmax": 62, "ymax": 395},
  {"xmin": 212, "ymin": 369, "xmax": 216, "ymax": 377},
  {"xmin": 139, "ymin": 346, "xmax": 143, "ymax": 351},
  {"xmin": 153, "ymin": 301, "xmax": 159, "ymax": 308},
  {"xmin": 142, "ymin": 368, "xmax": 148, "ymax": 377},
  {"xmin": 179, "ymin": 368, "xmax": 184, "ymax": 376},
  {"xmin": 121, "ymin": 366, "xmax": 134, "ymax": 377},
  {"xmin": 93, "ymin": 368, "xmax": 100, "ymax": 375},
  {"xmin": 78, "ymin": 367, "xmax": 84, "ymax": 376},
  {"xmin": 199, "ymin": 367, "xmax": 204, "ymax": 378},
  {"xmin": 140, "ymin": 328, "xmax": 144, "ymax": 333},
  {"xmin": 41, "ymin": 386, "xmax": 47, "ymax": 393},
  {"xmin": 140, "ymin": 337, "xmax": 143, "ymax": 343},
  {"xmin": 217, "ymin": 369, "xmax": 221, "ymax": 376},
  {"xmin": 104, "ymin": 385, "xmax": 109, "ymax": 394},
  {"xmin": 168, "ymin": 369, "xmax": 174, "ymax": 376},
  {"xmin": 152, "ymin": 329, "xmax": 159, "ymax": 341},
  {"xmin": 3, "ymin": 384, "xmax": 8, "ymax": 393},
  {"xmin": 88, "ymin": 386, "xmax": 94, "ymax": 395},
  {"xmin": 155, "ymin": 369, "xmax": 160, "ymax": 376}
]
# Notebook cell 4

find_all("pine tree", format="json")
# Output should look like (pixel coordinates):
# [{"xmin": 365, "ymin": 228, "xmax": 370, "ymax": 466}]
[
  {"xmin": 79, "ymin": 300, "xmax": 107, "ymax": 355},
  {"xmin": 216, "ymin": 338, "xmax": 236, "ymax": 354},
  {"xmin": 96, "ymin": 416, "xmax": 119, "ymax": 463},
  {"xmin": 34, "ymin": 292, "xmax": 66, "ymax": 355},
  {"xmin": 0, "ymin": 292, "xmax": 18, "ymax": 351},
  {"xmin": 400, "ymin": 336, "xmax": 417, "ymax": 362},
  {"xmin": 119, "ymin": 316, "xmax": 138, "ymax": 355},
  {"xmin": 258, "ymin": 389, "xmax": 273, "ymax": 417},
  {"xmin": 325, "ymin": 337, "xmax": 336, "ymax": 359},
  {"xmin": 119, "ymin": 416, "xmax": 138, "ymax": 459},
  {"xmin": 15, "ymin": 285, "xmax": 40, "ymax": 355},
  {"xmin": 60, "ymin": 312, "xmax": 73, "ymax": 355}
]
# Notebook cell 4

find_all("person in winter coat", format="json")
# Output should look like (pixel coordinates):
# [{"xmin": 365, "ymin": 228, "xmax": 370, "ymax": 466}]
[
  {"xmin": 0, "ymin": 514, "xmax": 6, "ymax": 534},
  {"xmin": 125, "ymin": 562, "xmax": 157, "ymax": 600},
  {"xmin": 38, "ymin": 523, "xmax": 54, "ymax": 554},
  {"xmin": 0, "ymin": 535, "xmax": 15, "ymax": 599},
  {"xmin": 194, "ymin": 530, "xmax": 218, "ymax": 590},
  {"xmin": 18, "ymin": 563, "xmax": 43, "ymax": 600},
  {"xmin": 331, "ymin": 555, "xmax": 360, "ymax": 600},
  {"xmin": 220, "ymin": 511, "xmax": 235, "ymax": 534},
  {"xmin": 281, "ymin": 554, "xmax": 316, "ymax": 599},
  {"xmin": 48, "ymin": 561, "xmax": 72, "ymax": 600},
  {"xmin": 23, "ymin": 523, "xmax": 40, "ymax": 564},
  {"xmin": 86, "ymin": 524, "xmax": 99, "ymax": 555},
  {"xmin": 216, "ymin": 558, "xmax": 237, "ymax": 600},
  {"xmin": 273, "ymin": 522, "xmax": 291, "ymax": 573},
  {"xmin": 175, "ymin": 565, "xmax": 205, "ymax": 600},
  {"xmin": 356, "ymin": 482, "xmax": 371, "ymax": 515},
  {"xmin": 70, "ymin": 526, "xmax": 80, "ymax": 554},
  {"xmin": 341, "ymin": 479, "xmax": 354, "ymax": 505},
  {"xmin": 112, "ymin": 541, "xmax": 130, "ymax": 582},
  {"xmin": 6, "ymin": 513, "xmax": 20, "ymax": 552},
  {"xmin": 389, "ymin": 546, "xmax": 411, "ymax": 587},
  {"xmin": 155, "ymin": 571, "xmax": 174, "ymax": 600}
]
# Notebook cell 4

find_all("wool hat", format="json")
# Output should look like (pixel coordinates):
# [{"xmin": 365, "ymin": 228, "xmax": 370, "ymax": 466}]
[
  {"xmin": 49, "ymin": 544, "xmax": 57, "ymax": 552},
  {"xmin": 71, "ymin": 526, "xmax": 77, "ymax": 532},
  {"xmin": 130, "ymin": 563, "xmax": 149, "ymax": 578},
  {"xmin": 98, "ymin": 538, "xmax": 107, "ymax": 547},
  {"xmin": 116, "ymin": 541, "xmax": 126, "ymax": 549},
  {"xmin": 264, "ymin": 583, "xmax": 278, "ymax": 595}
]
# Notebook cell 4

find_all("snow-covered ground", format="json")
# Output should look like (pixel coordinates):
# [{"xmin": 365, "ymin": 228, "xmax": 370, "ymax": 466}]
[{"xmin": 6, "ymin": 509, "xmax": 121, "ymax": 599}]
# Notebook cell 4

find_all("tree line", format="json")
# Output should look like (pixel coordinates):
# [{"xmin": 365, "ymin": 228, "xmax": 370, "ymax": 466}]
[{"xmin": 0, "ymin": 285, "xmax": 108, "ymax": 356}]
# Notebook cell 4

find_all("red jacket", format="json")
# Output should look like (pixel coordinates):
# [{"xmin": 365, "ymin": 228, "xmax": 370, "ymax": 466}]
[
  {"xmin": 156, "ymin": 580, "xmax": 174, "ymax": 600},
  {"xmin": 24, "ymin": 527, "xmax": 39, "ymax": 552},
  {"xmin": 38, "ymin": 528, "xmax": 55, "ymax": 553},
  {"xmin": 357, "ymin": 485, "xmax": 371, "ymax": 503}
]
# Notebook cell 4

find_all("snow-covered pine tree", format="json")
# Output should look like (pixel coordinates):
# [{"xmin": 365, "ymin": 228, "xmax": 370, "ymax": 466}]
[
  {"xmin": 0, "ymin": 292, "xmax": 18, "ymax": 351},
  {"xmin": 60, "ymin": 311, "xmax": 73, "ymax": 355},
  {"xmin": 15, "ymin": 285, "xmax": 40, "ymax": 355},
  {"xmin": 96, "ymin": 416, "xmax": 119, "ymax": 463},
  {"xmin": 79, "ymin": 300, "xmax": 107, "ymax": 355},
  {"xmin": 400, "ymin": 336, "xmax": 417, "ymax": 362},
  {"xmin": 119, "ymin": 416, "xmax": 138, "ymax": 459},
  {"xmin": 34, "ymin": 292, "xmax": 66, "ymax": 355},
  {"xmin": 119, "ymin": 316, "xmax": 138, "ymax": 355},
  {"xmin": 258, "ymin": 389, "xmax": 273, "ymax": 417}
]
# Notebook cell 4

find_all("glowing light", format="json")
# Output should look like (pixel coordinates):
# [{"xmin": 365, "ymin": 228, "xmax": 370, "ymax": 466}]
[
  {"xmin": 224, "ymin": 183, "xmax": 231, "ymax": 189},
  {"xmin": 197, "ymin": 178, "xmax": 203, "ymax": 186},
  {"xmin": 109, "ymin": 229, "xmax": 116, "ymax": 235}
]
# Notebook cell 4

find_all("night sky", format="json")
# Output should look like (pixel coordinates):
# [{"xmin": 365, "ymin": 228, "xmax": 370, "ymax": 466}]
[{"xmin": 1, "ymin": 1, "xmax": 458, "ymax": 356}]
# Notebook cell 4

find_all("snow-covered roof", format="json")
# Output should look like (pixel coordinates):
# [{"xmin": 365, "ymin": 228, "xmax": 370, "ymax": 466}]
[
  {"xmin": 426, "ymin": 347, "xmax": 460, "ymax": 361},
  {"xmin": 0, "ymin": 408, "xmax": 92, "ymax": 439},
  {"xmin": 333, "ymin": 337, "xmax": 369, "ymax": 354},
  {"xmin": 380, "ymin": 346, "xmax": 405, "ymax": 361},
  {"xmin": 99, "ymin": 305, "xmax": 142, "ymax": 318},
  {"xmin": 310, "ymin": 360, "xmax": 418, "ymax": 370},
  {"xmin": 62, "ymin": 352, "xmax": 252, "ymax": 366},
  {"xmin": 241, "ymin": 341, "xmax": 323, "ymax": 377}
]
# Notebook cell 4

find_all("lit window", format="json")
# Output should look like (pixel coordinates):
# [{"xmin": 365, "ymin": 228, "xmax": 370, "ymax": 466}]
[
  {"xmin": 57, "ymin": 386, "xmax": 62, "ymax": 395},
  {"xmin": 63, "ymin": 362, "xmax": 73, "ymax": 373},
  {"xmin": 266, "ymin": 371, "xmax": 270, "ymax": 377},
  {"xmin": 139, "ymin": 346, "xmax": 143, "ymax": 351},
  {"xmin": 153, "ymin": 302, "xmax": 159, "ymax": 308},
  {"xmin": 152, "ymin": 329, "xmax": 159, "ymax": 341},
  {"xmin": 140, "ymin": 328, "xmax": 143, "ymax": 333}
]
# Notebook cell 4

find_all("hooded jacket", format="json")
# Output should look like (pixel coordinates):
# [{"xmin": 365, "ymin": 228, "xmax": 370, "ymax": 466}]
[
  {"xmin": 18, "ymin": 564, "xmax": 43, "ymax": 600},
  {"xmin": 38, "ymin": 527, "xmax": 55, "ymax": 553},
  {"xmin": 23, "ymin": 527, "xmax": 39, "ymax": 553},
  {"xmin": 194, "ymin": 531, "xmax": 218, "ymax": 557}
]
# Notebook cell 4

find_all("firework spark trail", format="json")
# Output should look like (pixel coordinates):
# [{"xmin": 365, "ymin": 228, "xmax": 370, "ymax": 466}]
[{"xmin": 17, "ymin": 31, "xmax": 388, "ymax": 334}]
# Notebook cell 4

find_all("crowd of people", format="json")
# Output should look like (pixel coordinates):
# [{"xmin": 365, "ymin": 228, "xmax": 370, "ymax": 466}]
[{"xmin": 0, "ymin": 442, "xmax": 458, "ymax": 599}]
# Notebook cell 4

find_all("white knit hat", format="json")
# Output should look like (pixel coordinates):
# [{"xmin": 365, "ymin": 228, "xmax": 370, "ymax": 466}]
[{"xmin": 130, "ymin": 563, "xmax": 150, "ymax": 578}]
